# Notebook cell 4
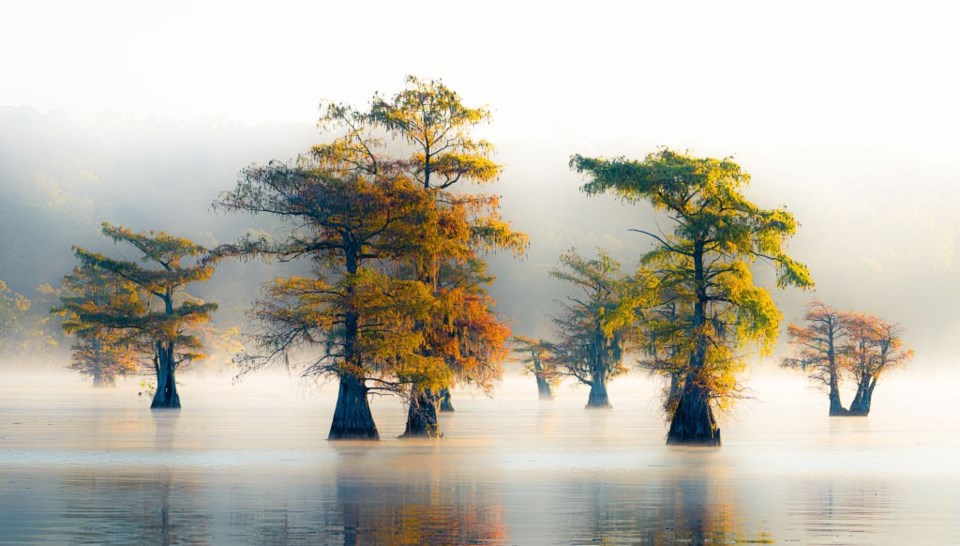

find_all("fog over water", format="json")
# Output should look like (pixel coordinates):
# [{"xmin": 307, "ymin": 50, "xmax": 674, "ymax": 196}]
[
  {"xmin": 3, "ymin": 1, "xmax": 960, "ymax": 544},
  {"xmin": 2, "ymin": 366, "xmax": 958, "ymax": 544}
]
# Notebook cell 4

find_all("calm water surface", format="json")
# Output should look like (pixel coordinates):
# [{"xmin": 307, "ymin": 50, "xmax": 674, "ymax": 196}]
[{"xmin": 1, "ymin": 368, "xmax": 957, "ymax": 544}]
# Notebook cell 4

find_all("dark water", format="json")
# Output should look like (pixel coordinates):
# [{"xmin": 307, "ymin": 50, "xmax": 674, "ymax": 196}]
[{"xmin": 1, "ymin": 370, "xmax": 958, "ymax": 544}]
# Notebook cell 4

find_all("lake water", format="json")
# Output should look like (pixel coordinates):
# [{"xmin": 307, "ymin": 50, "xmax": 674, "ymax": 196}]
[{"xmin": 1, "ymin": 367, "xmax": 957, "ymax": 545}]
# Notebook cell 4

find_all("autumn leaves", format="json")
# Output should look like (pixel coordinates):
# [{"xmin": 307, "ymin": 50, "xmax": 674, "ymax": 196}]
[{"xmin": 54, "ymin": 77, "xmax": 911, "ymax": 445}]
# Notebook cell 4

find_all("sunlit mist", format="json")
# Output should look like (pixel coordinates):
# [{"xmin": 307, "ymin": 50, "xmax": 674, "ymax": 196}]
[{"xmin": 3, "ymin": 1, "xmax": 960, "ymax": 544}]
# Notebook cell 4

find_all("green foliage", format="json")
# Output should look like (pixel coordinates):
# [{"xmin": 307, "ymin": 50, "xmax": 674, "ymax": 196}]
[
  {"xmin": 215, "ymin": 149, "xmax": 448, "ymax": 393},
  {"xmin": 572, "ymin": 149, "xmax": 812, "ymax": 289},
  {"xmin": 367, "ymin": 75, "xmax": 500, "ymax": 190},
  {"xmin": 217, "ymin": 76, "xmax": 524, "ymax": 427},
  {"xmin": 546, "ymin": 248, "xmax": 649, "ymax": 388},
  {"xmin": 511, "ymin": 335, "xmax": 561, "ymax": 388},
  {"xmin": 0, "ymin": 280, "xmax": 32, "ymax": 352},
  {"xmin": 215, "ymin": 162, "xmax": 437, "ymax": 267},
  {"xmin": 66, "ymin": 223, "xmax": 219, "ymax": 369},
  {"xmin": 319, "ymin": 77, "xmax": 525, "ymax": 397},
  {"xmin": 56, "ymin": 265, "xmax": 143, "ymax": 385},
  {"xmin": 256, "ymin": 270, "xmax": 439, "ymax": 380},
  {"xmin": 0, "ymin": 280, "xmax": 64, "ymax": 355},
  {"xmin": 572, "ymin": 149, "xmax": 813, "ymax": 412}
]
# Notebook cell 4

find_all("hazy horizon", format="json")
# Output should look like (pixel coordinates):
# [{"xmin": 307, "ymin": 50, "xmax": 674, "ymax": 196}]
[{"xmin": 5, "ymin": 1, "xmax": 960, "ymax": 363}]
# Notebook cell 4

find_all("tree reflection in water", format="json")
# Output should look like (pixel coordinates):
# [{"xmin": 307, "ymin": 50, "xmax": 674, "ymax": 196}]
[
  {"xmin": 59, "ymin": 470, "xmax": 210, "ymax": 545},
  {"xmin": 553, "ymin": 476, "xmax": 775, "ymax": 545},
  {"xmin": 332, "ymin": 445, "xmax": 508, "ymax": 546}
]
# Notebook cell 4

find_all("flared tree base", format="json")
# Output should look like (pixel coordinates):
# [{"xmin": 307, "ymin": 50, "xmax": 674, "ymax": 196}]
[
  {"xmin": 400, "ymin": 389, "xmax": 440, "ymax": 439},
  {"xmin": 585, "ymin": 381, "xmax": 611, "ymax": 409},
  {"xmin": 438, "ymin": 388, "xmax": 455, "ymax": 412},
  {"xmin": 536, "ymin": 376, "xmax": 554, "ymax": 400},
  {"xmin": 666, "ymin": 390, "xmax": 721, "ymax": 446},
  {"xmin": 150, "ymin": 395, "xmax": 181, "ymax": 410},
  {"xmin": 150, "ymin": 378, "xmax": 181, "ymax": 409},
  {"xmin": 152, "ymin": 353, "xmax": 181, "ymax": 410},
  {"xmin": 328, "ymin": 374, "xmax": 379, "ymax": 440}
]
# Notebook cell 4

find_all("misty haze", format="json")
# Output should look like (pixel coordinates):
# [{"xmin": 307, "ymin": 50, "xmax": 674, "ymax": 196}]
[{"xmin": 3, "ymin": 1, "xmax": 960, "ymax": 544}]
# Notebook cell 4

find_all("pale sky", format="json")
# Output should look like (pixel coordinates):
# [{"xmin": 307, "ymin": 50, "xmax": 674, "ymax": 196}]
[
  {"xmin": 4, "ymin": 0, "xmax": 960, "ymax": 356},
  {"xmin": 3, "ymin": 0, "xmax": 958, "ymax": 153}
]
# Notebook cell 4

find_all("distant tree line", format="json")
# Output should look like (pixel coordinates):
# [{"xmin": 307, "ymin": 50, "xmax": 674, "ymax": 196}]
[{"xmin": 0, "ymin": 279, "xmax": 62, "ymax": 357}]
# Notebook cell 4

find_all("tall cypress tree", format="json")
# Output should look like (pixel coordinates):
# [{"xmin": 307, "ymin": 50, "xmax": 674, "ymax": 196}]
[{"xmin": 69, "ymin": 223, "xmax": 218, "ymax": 408}]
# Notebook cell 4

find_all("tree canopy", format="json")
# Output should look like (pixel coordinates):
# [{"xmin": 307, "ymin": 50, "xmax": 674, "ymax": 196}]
[
  {"xmin": 783, "ymin": 301, "xmax": 913, "ymax": 416},
  {"xmin": 244, "ymin": 76, "xmax": 527, "ymax": 438},
  {"xmin": 512, "ymin": 335, "xmax": 559, "ymax": 400},
  {"xmin": 546, "ymin": 248, "xmax": 649, "ymax": 408},
  {"xmin": 66, "ymin": 223, "xmax": 219, "ymax": 408},
  {"xmin": 571, "ymin": 149, "xmax": 813, "ymax": 444},
  {"xmin": 781, "ymin": 301, "xmax": 849, "ymax": 415},
  {"xmin": 56, "ymin": 264, "xmax": 143, "ymax": 386},
  {"xmin": 215, "ymin": 139, "xmax": 456, "ymax": 438}
]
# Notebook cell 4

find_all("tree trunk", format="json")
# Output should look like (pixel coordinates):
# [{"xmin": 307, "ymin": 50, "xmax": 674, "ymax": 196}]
[
  {"xmin": 92, "ymin": 372, "xmax": 116, "ymax": 388},
  {"xmin": 666, "ymin": 241, "xmax": 720, "ymax": 446},
  {"xmin": 329, "ymin": 247, "xmax": 379, "ymax": 440},
  {"xmin": 91, "ymin": 341, "xmax": 114, "ymax": 388},
  {"xmin": 401, "ymin": 387, "xmax": 440, "ymax": 438},
  {"xmin": 328, "ymin": 373, "xmax": 379, "ymax": 440},
  {"xmin": 438, "ymin": 388, "xmax": 455, "ymax": 412},
  {"xmin": 665, "ymin": 371, "xmax": 683, "ymax": 414},
  {"xmin": 829, "ymin": 392, "xmax": 848, "ymax": 416},
  {"xmin": 586, "ymin": 379, "xmax": 611, "ymax": 408},
  {"xmin": 826, "ymin": 337, "xmax": 847, "ymax": 416},
  {"xmin": 848, "ymin": 378, "xmax": 876, "ymax": 416},
  {"xmin": 667, "ymin": 379, "xmax": 721, "ymax": 446},
  {"xmin": 533, "ymin": 357, "xmax": 554, "ymax": 400},
  {"xmin": 151, "ymin": 341, "xmax": 181, "ymax": 409},
  {"xmin": 860, "ymin": 382, "xmax": 876, "ymax": 415},
  {"xmin": 535, "ymin": 372, "xmax": 554, "ymax": 400},
  {"xmin": 828, "ymin": 374, "xmax": 848, "ymax": 416},
  {"xmin": 586, "ymin": 331, "xmax": 611, "ymax": 408}
]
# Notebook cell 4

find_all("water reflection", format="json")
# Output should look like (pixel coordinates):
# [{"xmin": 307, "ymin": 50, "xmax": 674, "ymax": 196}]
[
  {"xmin": 59, "ymin": 470, "xmax": 210, "ymax": 545},
  {"xmin": 3, "ymin": 456, "xmax": 955, "ymax": 544},
  {"xmin": 330, "ymin": 444, "xmax": 508, "ymax": 545},
  {"xmin": 3, "ymin": 373, "xmax": 960, "ymax": 544},
  {"xmin": 506, "ymin": 475, "xmax": 773, "ymax": 546},
  {"xmin": 152, "ymin": 409, "xmax": 180, "ymax": 451},
  {"xmin": 335, "ymin": 476, "xmax": 507, "ymax": 545}
]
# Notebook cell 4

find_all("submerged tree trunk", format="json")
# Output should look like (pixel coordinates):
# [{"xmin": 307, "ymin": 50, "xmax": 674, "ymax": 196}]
[
  {"xmin": 92, "ymin": 371, "xmax": 116, "ymax": 388},
  {"xmin": 151, "ymin": 341, "xmax": 181, "ymax": 409},
  {"xmin": 848, "ymin": 378, "xmax": 876, "ymax": 416},
  {"xmin": 438, "ymin": 388, "xmax": 455, "ymax": 412},
  {"xmin": 535, "ymin": 372, "xmax": 554, "ymax": 400},
  {"xmin": 533, "ymin": 357, "xmax": 554, "ymax": 400},
  {"xmin": 329, "ymin": 251, "xmax": 379, "ymax": 440},
  {"xmin": 667, "ymin": 379, "xmax": 720, "ymax": 446},
  {"xmin": 585, "ymin": 331, "xmax": 611, "ymax": 408},
  {"xmin": 401, "ymin": 387, "xmax": 440, "ymax": 438},
  {"xmin": 90, "ymin": 341, "xmax": 115, "ymax": 388},
  {"xmin": 586, "ymin": 379, "xmax": 610, "ymax": 408},
  {"xmin": 828, "ymin": 374, "xmax": 848, "ymax": 416},
  {"xmin": 667, "ymin": 242, "xmax": 720, "ymax": 446},
  {"xmin": 91, "ymin": 364, "xmax": 108, "ymax": 388},
  {"xmin": 328, "ymin": 373, "xmax": 379, "ymax": 440}
]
